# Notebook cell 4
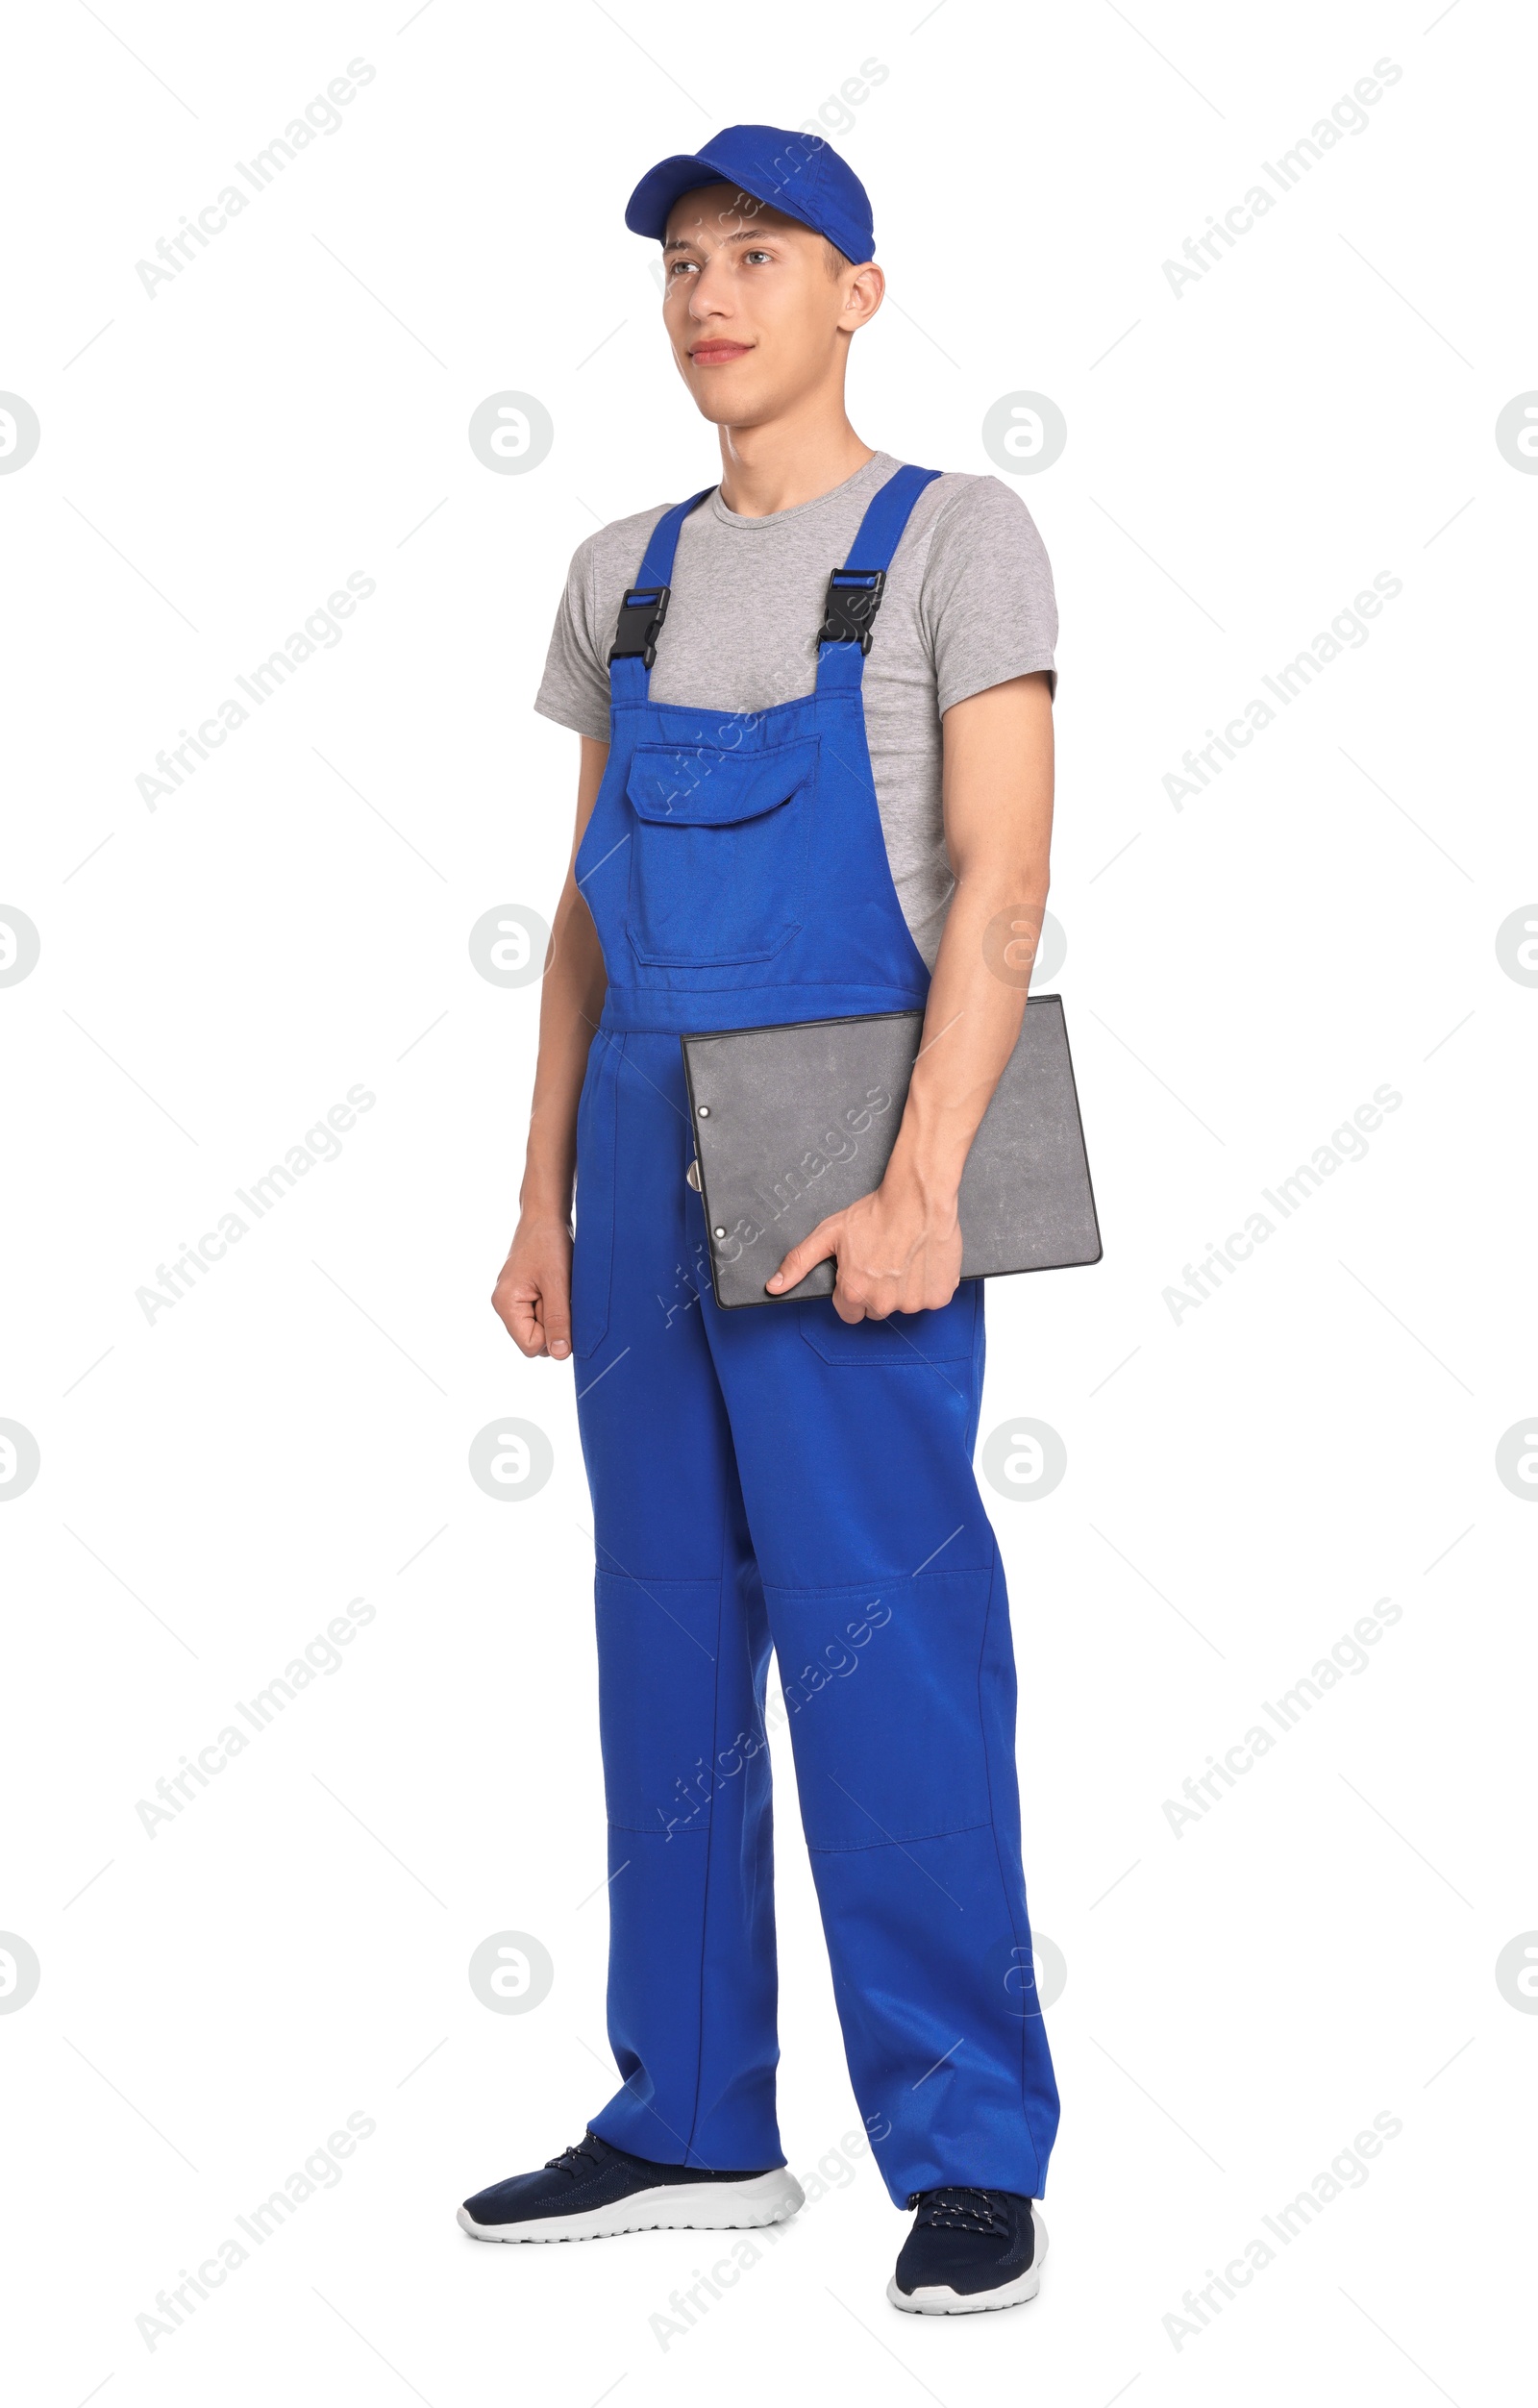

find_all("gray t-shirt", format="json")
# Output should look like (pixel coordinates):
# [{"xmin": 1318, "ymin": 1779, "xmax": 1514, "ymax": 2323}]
[{"xmin": 533, "ymin": 449, "xmax": 1057, "ymax": 967}]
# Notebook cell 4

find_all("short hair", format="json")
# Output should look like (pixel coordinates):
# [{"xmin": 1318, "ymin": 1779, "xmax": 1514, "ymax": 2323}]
[{"xmin": 824, "ymin": 236, "xmax": 854, "ymax": 278}]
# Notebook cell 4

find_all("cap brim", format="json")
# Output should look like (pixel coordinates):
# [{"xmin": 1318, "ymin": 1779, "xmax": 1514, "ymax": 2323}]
[{"xmin": 625, "ymin": 149, "xmax": 818, "ymax": 243}]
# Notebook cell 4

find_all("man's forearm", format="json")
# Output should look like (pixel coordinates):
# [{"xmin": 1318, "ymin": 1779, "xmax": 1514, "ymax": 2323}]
[
  {"xmin": 884, "ymin": 669, "xmax": 1054, "ymax": 1211},
  {"xmin": 517, "ymin": 737, "xmax": 612, "ymax": 1226},
  {"xmin": 884, "ymin": 876, "xmax": 1044, "ymax": 1209},
  {"xmin": 518, "ymin": 886, "xmax": 607, "ymax": 1223}
]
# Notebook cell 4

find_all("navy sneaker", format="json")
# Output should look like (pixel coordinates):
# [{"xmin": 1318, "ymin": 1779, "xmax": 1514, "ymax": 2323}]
[
  {"xmin": 888, "ymin": 2185, "xmax": 1048, "ymax": 2314},
  {"xmin": 459, "ymin": 2130, "xmax": 805, "ymax": 2244}
]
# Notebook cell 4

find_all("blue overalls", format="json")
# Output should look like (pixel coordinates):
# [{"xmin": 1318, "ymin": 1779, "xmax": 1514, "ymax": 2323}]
[{"xmin": 569, "ymin": 463, "xmax": 1059, "ymax": 2205}]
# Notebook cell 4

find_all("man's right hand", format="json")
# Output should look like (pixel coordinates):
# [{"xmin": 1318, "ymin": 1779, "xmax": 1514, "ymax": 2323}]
[{"xmin": 492, "ymin": 1216, "xmax": 575, "ymax": 1359}]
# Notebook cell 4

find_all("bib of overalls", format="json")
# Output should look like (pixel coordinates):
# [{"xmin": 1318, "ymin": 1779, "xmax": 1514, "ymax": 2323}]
[{"xmin": 576, "ymin": 463, "xmax": 942, "ymax": 1034}]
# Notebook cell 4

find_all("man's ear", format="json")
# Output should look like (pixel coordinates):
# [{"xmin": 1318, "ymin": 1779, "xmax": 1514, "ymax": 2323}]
[{"xmin": 839, "ymin": 261, "xmax": 884, "ymax": 333}]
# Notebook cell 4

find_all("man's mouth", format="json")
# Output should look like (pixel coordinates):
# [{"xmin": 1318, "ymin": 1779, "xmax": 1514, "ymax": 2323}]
[{"xmin": 689, "ymin": 340, "xmax": 753, "ymax": 365}]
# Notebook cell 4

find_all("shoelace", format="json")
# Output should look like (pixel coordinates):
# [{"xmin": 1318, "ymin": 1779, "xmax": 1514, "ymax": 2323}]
[
  {"xmin": 908, "ymin": 2185, "xmax": 1013, "ymax": 2235},
  {"xmin": 544, "ymin": 2134, "xmax": 612, "ymax": 2179}
]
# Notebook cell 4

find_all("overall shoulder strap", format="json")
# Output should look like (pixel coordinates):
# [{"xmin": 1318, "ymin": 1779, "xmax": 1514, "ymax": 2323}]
[
  {"xmin": 815, "ymin": 464, "xmax": 942, "ymax": 684},
  {"xmin": 607, "ymin": 486, "xmax": 715, "ymax": 700},
  {"xmin": 634, "ymin": 486, "xmax": 715, "ymax": 589},
  {"xmin": 841, "ymin": 462, "xmax": 944, "ymax": 575}
]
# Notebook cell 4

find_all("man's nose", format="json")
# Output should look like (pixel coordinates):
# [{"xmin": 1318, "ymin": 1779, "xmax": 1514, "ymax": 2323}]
[{"xmin": 687, "ymin": 256, "xmax": 732, "ymax": 314}]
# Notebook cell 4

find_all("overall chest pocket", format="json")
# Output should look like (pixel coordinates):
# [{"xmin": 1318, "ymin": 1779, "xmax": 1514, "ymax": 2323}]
[{"xmin": 625, "ymin": 737, "xmax": 817, "ymax": 967}]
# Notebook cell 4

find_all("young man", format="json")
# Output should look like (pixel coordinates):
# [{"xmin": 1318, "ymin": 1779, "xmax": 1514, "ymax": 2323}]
[{"xmin": 461, "ymin": 125, "xmax": 1060, "ymax": 2316}]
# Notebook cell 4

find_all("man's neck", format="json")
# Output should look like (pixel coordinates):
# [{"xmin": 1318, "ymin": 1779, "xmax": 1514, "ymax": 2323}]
[{"xmin": 715, "ymin": 407, "xmax": 876, "ymax": 519}]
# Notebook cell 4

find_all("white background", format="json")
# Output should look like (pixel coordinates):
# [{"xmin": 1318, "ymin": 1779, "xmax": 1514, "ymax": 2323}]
[{"xmin": 2, "ymin": 1, "xmax": 1534, "ymax": 2401}]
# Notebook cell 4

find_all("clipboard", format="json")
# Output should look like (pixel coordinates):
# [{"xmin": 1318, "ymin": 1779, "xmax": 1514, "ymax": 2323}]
[{"xmin": 680, "ymin": 995, "xmax": 1103, "ymax": 1310}]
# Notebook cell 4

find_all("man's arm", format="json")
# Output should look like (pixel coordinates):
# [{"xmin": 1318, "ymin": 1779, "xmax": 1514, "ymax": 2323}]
[
  {"xmin": 769, "ymin": 670, "xmax": 1054, "ymax": 1320},
  {"xmin": 491, "ymin": 735, "xmax": 610, "ymax": 1358}
]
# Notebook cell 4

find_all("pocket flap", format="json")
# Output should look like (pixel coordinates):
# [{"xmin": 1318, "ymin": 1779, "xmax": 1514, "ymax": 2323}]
[{"xmin": 627, "ymin": 738, "xmax": 817, "ymax": 828}]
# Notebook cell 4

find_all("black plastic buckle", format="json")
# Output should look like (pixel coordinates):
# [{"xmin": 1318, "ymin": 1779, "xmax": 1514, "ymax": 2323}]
[
  {"xmin": 817, "ymin": 566, "xmax": 886, "ymax": 654},
  {"xmin": 608, "ymin": 583, "xmax": 671, "ymax": 669}
]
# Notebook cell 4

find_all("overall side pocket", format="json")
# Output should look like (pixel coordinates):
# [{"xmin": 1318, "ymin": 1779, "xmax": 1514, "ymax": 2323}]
[{"xmin": 797, "ymin": 1278, "xmax": 979, "ymax": 1366}]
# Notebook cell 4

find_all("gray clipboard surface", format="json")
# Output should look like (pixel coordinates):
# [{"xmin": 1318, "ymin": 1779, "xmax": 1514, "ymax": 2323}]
[{"xmin": 681, "ymin": 995, "xmax": 1102, "ymax": 1310}]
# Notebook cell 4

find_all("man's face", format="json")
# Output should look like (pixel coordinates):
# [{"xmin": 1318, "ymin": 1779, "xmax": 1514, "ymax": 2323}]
[{"xmin": 659, "ymin": 182, "xmax": 880, "ymax": 427}]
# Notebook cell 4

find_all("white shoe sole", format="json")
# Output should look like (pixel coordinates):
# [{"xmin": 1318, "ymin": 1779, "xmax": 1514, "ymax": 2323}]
[
  {"xmin": 458, "ymin": 2165, "xmax": 806, "ymax": 2244},
  {"xmin": 887, "ymin": 2204, "xmax": 1048, "ymax": 2315}
]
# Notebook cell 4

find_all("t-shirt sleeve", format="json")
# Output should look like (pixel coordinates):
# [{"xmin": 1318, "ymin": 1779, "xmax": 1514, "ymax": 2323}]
[
  {"xmin": 920, "ymin": 476, "xmax": 1058, "ymax": 713},
  {"xmin": 533, "ymin": 534, "xmax": 612, "ymax": 741}
]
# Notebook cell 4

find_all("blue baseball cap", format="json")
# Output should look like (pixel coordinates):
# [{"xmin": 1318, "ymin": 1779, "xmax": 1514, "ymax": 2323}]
[{"xmin": 625, "ymin": 123, "xmax": 876, "ymax": 265}]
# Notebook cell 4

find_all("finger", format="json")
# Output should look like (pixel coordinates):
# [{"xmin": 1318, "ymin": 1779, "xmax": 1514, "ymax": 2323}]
[
  {"xmin": 833, "ymin": 1270, "xmax": 891, "ymax": 1327},
  {"xmin": 767, "ymin": 1217, "xmax": 840, "ymax": 1295},
  {"xmin": 542, "ymin": 1279, "xmax": 573, "ymax": 1363},
  {"xmin": 497, "ymin": 1282, "xmax": 547, "ymax": 1357}
]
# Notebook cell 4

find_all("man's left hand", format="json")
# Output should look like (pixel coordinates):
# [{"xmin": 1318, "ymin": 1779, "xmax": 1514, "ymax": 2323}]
[{"xmin": 767, "ymin": 1175, "xmax": 962, "ymax": 1324}]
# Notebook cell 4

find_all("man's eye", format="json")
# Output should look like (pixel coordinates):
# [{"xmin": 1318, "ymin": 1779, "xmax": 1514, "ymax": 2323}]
[
  {"xmin": 743, "ymin": 249, "xmax": 771, "ymax": 264},
  {"xmin": 667, "ymin": 260, "xmax": 700, "ymax": 278}
]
